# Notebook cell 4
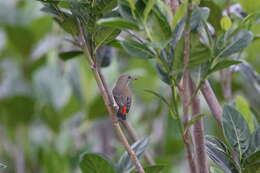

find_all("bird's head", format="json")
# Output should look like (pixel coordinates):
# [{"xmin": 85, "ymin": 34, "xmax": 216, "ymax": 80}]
[{"xmin": 116, "ymin": 74, "xmax": 137, "ymax": 86}]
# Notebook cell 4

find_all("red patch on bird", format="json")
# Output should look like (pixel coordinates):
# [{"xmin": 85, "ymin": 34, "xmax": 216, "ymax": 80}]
[{"xmin": 119, "ymin": 105, "xmax": 127, "ymax": 115}]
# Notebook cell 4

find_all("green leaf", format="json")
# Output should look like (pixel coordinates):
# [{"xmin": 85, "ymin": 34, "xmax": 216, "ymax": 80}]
[
  {"xmin": 223, "ymin": 105, "xmax": 251, "ymax": 159},
  {"xmin": 0, "ymin": 163, "xmax": 7, "ymax": 169},
  {"xmin": 216, "ymin": 29, "xmax": 254, "ymax": 58},
  {"xmin": 144, "ymin": 89, "xmax": 176, "ymax": 119},
  {"xmin": 209, "ymin": 60, "xmax": 241, "ymax": 74},
  {"xmin": 117, "ymin": 138, "xmax": 149, "ymax": 173},
  {"xmin": 121, "ymin": 40, "xmax": 155, "ymax": 59},
  {"xmin": 210, "ymin": 166, "xmax": 224, "ymax": 173},
  {"xmin": 143, "ymin": 0, "xmax": 156, "ymax": 23},
  {"xmin": 243, "ymin": 150, "xmax": 260, "ymax": 171},
  {"xmin": 95, "ymin": 27, "xmax": 121, "ymax": 51},
  {"xmin": 97, "ymin": 17, "xmax": 140, "ymax": 30},
  {"xmin": 220, "ymin": 16, "xmax": 232, "ymax": 31},
  {"xmin": 131, "ymin": 165, "xmax": 165, "ymax": 173},
  {"xmin": 59, "ymin": 51, "xmax": 83, "ymax": 61},
  {"xmin": 144, "ymin": 89, "xmax": 175, "ymax": 118},
  {"xmin": 199, "ymin": 0, "xmax": 222, "ymax": 32},
  {"xmin": 144, "ymin": 89, "xmax": 170, "ymax": 107},
  {"xmin": 237, "ymin": 0, "xmax": 260, "ymax": 13},
  {"xmin": 156, "ymin": 63, "xmax": 171, "ymax": 85},
  {"xmin": 206, "ymin": 136, "xmax": 239, "ymax": 173},
  {"xmin": 248, "ymin": 128, "xmax": 260, "ymax": 154},
  {"xmin": 190, "ymin": 7, "xmax": 210, "ymax": 31},
  {"xmin": 95, "ymin": 0, "xmax": 117, "ymax": 13},
  {"xmin": 184, "ymin": 114, "xmax": 205, "ymax": 134},
  {"xmin": 80, "ymin": 153, "xmax": 116, "ymax": 173},
  {"xmin": 146, "ymin": 11, "xmax": 171, "ymax": 42},
  {"xmin": 236, "ymin": 96, "xmax": 255, "ymax": 133}
]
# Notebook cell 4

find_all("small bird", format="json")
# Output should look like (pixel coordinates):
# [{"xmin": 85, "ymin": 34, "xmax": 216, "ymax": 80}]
[{"xmin": 112, "ymin": 75, "xmax": 137, "ymax": 120}]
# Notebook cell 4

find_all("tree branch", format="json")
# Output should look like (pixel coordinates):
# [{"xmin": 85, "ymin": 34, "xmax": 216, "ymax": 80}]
[
  {"xmin": 77, "ymin": 19, "xmax": 145, "ymax": 173},
  {"xmin": 121, "ymin": 120, "xmax": 156, "ymax": 165},
  {"xmin": 181, "ymin": 2, "xmax": 198, "ymax": 172},
  {"xmin": 189, "ymin": 79, "xmax": 208, "ymax": 173},
  {"xmin": 200, "ymin": 80, "xmax": 223, "ymax": 127}
]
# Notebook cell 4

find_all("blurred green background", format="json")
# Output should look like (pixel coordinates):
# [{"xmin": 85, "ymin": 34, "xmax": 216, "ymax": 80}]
[{"xmin": 0, "ymin": 0, "xmax": 260, "ymax": 173}]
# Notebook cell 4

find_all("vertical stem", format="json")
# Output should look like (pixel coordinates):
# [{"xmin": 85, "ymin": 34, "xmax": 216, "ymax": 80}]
[
  {"xmin": 78, "ymin": 20, "xmax": 145, "ymax": 173},
  {"xmin": 171, "ymin": 86, "xmax": 197, "ymax": 173},
  {"xmin": 121, "ymin": 120, "xmax": 156, "ymax": 165},
  {"xmin": 181, "ymin": 1, "xmax": 198, "ymax": 172},
  {"xmin": 200, "ymin": 80, "xmax": 223, "ymax": 127},
  {"xmin": 220, "ymin": 69, "xmax": 232, "ymax": 102},
  {"xmin": 189, "ymin": 79, "xmax": 209, "ymax": 173}
]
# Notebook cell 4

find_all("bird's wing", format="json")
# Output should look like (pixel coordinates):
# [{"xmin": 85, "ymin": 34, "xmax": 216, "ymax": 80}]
[{"xmin": 113, "ymin": 94, "xmax": 130, "ymax": 107}]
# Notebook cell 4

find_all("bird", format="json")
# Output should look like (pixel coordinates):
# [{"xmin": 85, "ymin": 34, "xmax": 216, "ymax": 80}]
[{"xmin": 112, "ymin": 74, "xmax": 137, "ymax": 120}]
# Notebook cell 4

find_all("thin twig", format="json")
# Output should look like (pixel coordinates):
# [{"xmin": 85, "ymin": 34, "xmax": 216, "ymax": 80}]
[
  {"xmin": 189, "ymin": 79, "xmax": 209, "ymax": 173},
  {"xmin": 121, "ymin": 120, "xmax": 156, "ymax": 165},
  {"xmin": 200, "ymin": 80, "xmax": 223, "ymax": 127},
  {"xmin": 77, "ymin": 19, "xmax": 145, "ymax": 173}
]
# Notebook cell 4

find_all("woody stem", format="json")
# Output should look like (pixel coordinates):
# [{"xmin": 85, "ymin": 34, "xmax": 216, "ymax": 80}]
[{"xmin": 77, "ymin": 19, "xmax": 145, "ymax": 173}]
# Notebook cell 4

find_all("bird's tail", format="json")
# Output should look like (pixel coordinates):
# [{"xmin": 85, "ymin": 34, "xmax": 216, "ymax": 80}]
[{"xmin": 117, "ymin": 105, "xmax": 127, "ymax": 120}]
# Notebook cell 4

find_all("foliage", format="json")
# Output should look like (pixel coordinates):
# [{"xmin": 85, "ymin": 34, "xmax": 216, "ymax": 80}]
[
  {"xmin": 0, "ymin": 0, "xmax": 260, "ymax": 173},
  {"xmin": 206, "ymin": 105, "xmax": 260, "ymax": 173}
]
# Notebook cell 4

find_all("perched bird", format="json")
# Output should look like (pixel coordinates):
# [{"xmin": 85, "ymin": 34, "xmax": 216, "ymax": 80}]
[{"xmin": 112, "ymin": 75, "xmax": 137, "ymax": 120}]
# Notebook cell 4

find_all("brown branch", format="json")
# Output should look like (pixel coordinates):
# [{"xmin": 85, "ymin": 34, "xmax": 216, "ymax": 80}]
[
  {"xmin": 189, "ymin": 79, "xmax": 209, "ymax": 173},
  {"xmin": 77, "ymin": 20, "xmax": 145, "ymax": 173},
  {"xmin": 181, "ymin": 2, "xmax": 197, "ymax": 172},
  {"xmin": 121, "ymin": 120, "xmax": 156, "ymax": 165},
  {"xmin": 200, "ymin": 80, "xmax": 223, "ymax": 127},
  {"xmin": 220, "ymin": 69, "xmax": 232, "ymax": 102}
]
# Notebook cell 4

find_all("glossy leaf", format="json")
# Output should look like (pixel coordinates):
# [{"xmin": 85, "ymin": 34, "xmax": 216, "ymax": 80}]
[
  {"xmin": 131, "ymin": 165, "xmax": 165, "ymax": 173},
  {"xmin": 116, "ymin": 138, "xmax": 149, "ymax": 173},
  {"xmin": 95, "ymin": 27, "xmax": 121, "ymax": 51},
  {"xmin": 216, "ymin": 30, "xmax": 253, "ymax": 58},
  {"xmin": 97, "ymin": 17, "xmax": 140, "ymax": 30},
  {"xmin": 206, "ymin": 136, "xmax": 239, "ymax": 173},
  {"xmin": 236, "ymin": 96, "xmax": 255, "ymax": 133},
  {"xmin": 209, "ymin": 60, "xmax": 241, "ymax": 74},
  {"xmin": 121, "ymin": 40, "xmax": 155, "ymax": 59},
  {"xmin": 80, "ymin": 153, "xmax": 116, "ymax": 173},
  {"xmin": 223, "ymin": 105, "xmax": 251, "ymax": 159},
  {"xmin": 59, "ymin": 51, "xmax": 83, "ymax": 61}
]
